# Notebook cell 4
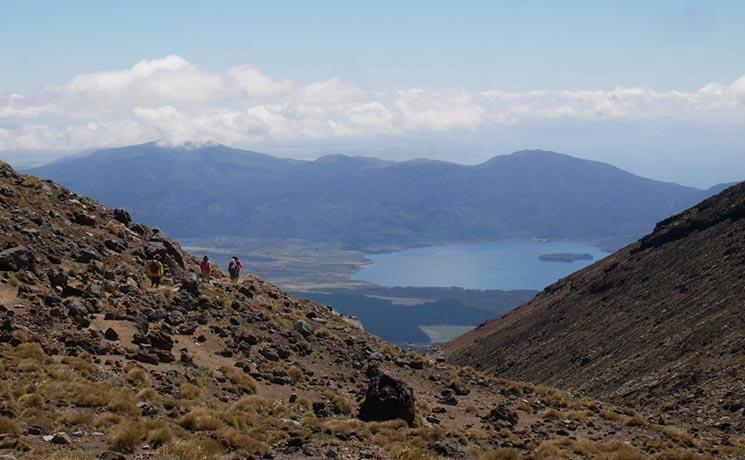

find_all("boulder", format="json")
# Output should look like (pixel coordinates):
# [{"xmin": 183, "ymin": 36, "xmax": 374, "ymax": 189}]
[
  {"xmin": 293, "ymin": 320, "xmax": 312, "ymax": 337},
  {"xmin": 104, "ymin": 328, "xmax": 119, "ymax": 341},
  {"xmin": 148, "ymin": 331, "xmax": 174, "ymax": 350},
  {"xmin": 103, "ymin": 239, "xmax": 125, "ymax": 253},
  {"xmin": 483, "ymin": 404, "xmax": 518, "ymax": 427},
  {"xmin": 47, "ymin": 267, "xmax": 68, "ymax": 287},
  {"xmin": 0, "ymin": 246, "xmax": 34, "ymax": 272},
  {"xmin": 358, "ymin": 370, "xmax": 416, "ymax": 425},
  {"xmin": 71, "ymin": 211, "xmax": 96, "ymax": 226},
  {"xmin": 260, "ymin": 346, "xmax": 280, "ymax": 362},
  {"xmin": 180, "ymin": 273, "xmax": 201, "ymax": 297},
  {"xmin": 75, "ymin": 249, "xmax": 100, "ymax": 263},
  {"xmin": 165, "ymin": 310, "xmax": 185, "ymax": 326},
  {"xmin": 111, "ymin": 209, "xmax": 132, "ymax": 226}
]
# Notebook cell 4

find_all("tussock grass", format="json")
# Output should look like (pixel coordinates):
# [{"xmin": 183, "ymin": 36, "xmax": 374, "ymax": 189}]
[
  {"xmin": 219, "ymin": 366, "xmax": 257, "ymax": 395},
  {"xmin": 0, "ymin": 415, "xmax": 21, "ymax": 434},
  {"xmin": 179, "ymin": 407, "xmax": 221, "ymax": 431},
  {"xmin": 153, "ymin": 437, "xmax": 226, "ymax": 460},
  {"xmin": 481, "ymin": 449, "xmax": 526, "ymax": 460}
]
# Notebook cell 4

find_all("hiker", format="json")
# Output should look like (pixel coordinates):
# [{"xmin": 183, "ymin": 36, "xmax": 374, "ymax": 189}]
[
  {"xmin": 200, "ymin": 255, "xmax": 212, "ymax": 281},
  {"xmin": 146, "ymin": 257, "xmax": 165, "ymax": 287},
  {"xmin": 228, "ymin": 256, "xmax": 243, "ymax": 282}
]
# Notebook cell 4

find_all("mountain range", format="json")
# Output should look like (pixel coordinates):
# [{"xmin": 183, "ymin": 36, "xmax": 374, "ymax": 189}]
[
  {"xmin": 28, "ymin": 142, "xmax": 729, "ymax": 251},
  {"xmin": 445, "ymin": 181, "xmax": 745, "ymax": 432}
]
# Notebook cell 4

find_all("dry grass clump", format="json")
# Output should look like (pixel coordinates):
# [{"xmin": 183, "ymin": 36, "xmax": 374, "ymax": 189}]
[
  {"xmin": 650, "ymin": 424, "xmax": 695, "ymax": 446},
  {"xmin": 179, "ymin": 407, "xmax": 222, "ymax": 431},
  {"xmin": 625, "ymin": 415, "xmax": 648, "ymax": 427},
  {"xmin": 219, "ymin": 366, "xmax": 257, "ymax": 394},
  {"xmin": 536, "ymin": 438, "xmax": 645, "ymax": 460},
  {"xmin": 110, "ymin": 418, "xmax": 176, "ymax": 452},
  {"xmin": 215, "ymin": 428, "xmax": 270, "ymax": 456},
  {"xmin": 287, "ymin": 366, "xmax": 305, "ymax": 382},
  {"xmin": 480, "ymin": 449, "xmax": 526, "ymax": 460},
  {"xmin": 127, "ymin": 365, "xmax": 153, "ymax": 387},
  {"xmin": 0, "ymin": 415, "xmax": 21, "ymax": 434},
  {"xmin": 153, "ymin": 437, "xmax": 226, "ymax": 460},
  {"xmin": 61, "ymin": 353, "xmax": 99, "ymax": 376},
  {"xmin": 178, "ymin": 380, "xmax": 203, "ymax": 399},
  {"xmin": 388, "ymin": 445, "xmax": 436, "ymax": 460},
  {"xmin": 28, "ymin": 451, "xmax": 98, "ymax": 460},
  {"xmin": 7, "ymin": 342, "xmax": 48, "ymax": 362},
  {"xmin": 65, "ymin": 381, "xmax": 138, "ymax": 414},
  {"xmin": 324, "ymin": 389, "xmax": 354, "ymax": 416}
]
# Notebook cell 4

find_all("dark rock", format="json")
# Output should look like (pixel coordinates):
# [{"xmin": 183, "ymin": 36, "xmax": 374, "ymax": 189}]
[
  {"xmin": 449, "ymin": 382, "xmax": 470, "ymax": 396},
  {"xmin": 99, "ymin": 451, "xmax": 126, "ymax": 460},
  {"xmin": 312, "ymin": 401, "xmax": 331, "ymax": 418},
  {"xmin": 111, "ymin": 209, "xmax": 132, "ymax": 226},
  {"xmin": 47, "ymin": 267, "xmax": 68, "ymax": 287},
  {"xmin": 276, "ymin": 346, "xmax": 291, "ymax": 360},
  {"xmin": 153, "ymin": 349, "xmax": 176, "ymax": 363},
  {"xmin": 358, "ymin": 371, "xmax": 416, "ymax": 425},
  {"xmin": 103, "ymin": 239, "xmax": 125, "ymax": 253},
  {"xmin": 180, "ymin": 274, "xmax": 201, "ymax": 297},
  {"xmin": 483, "ymin": 404, "xmax": 519, "ymax": 427},
  {"xmin": 104, "ymin": 328, "xmax": 119, "ymax": 341},
  {"xmin": 130, "ymin": 351, "xmax": 159, "ymax": 365},
  {"xmin": 430, "ymin": 439, "xmax": 464, "ymax": 457},
  {"xmin": 260, "ymin": 346, "xmax": 280, "ymax": 362},
  {"xmin": 0, "ymin": 247, "xmax": 34, "ymax": 272},
  {"xmin": 293, "ymin": 320, "xmax": 312, "ymax": 337},
  {"xmin": 165, "ymin": 310, "xmax": 185, "ymax": 326},
  {"xmin": 62, "ymin": 284, "xmax": 86, "ymax": 298},
  {"xmin": 72, "ymin": 211, "xmax": 96, "ymax": 226},
  {"xmin": 75, "ymin": 249, "xmax": 100, "ymax": 263},
  {"xmin": 171, "ymin": 291, "xmax": 197, "ymax": 311},
  {"xmin": 148, "ymin": 331, "xmax": 174, "ymax": 350},
  {"xmin": 50, "ymin": 432, "xmax": 72, "ymax": 445}
]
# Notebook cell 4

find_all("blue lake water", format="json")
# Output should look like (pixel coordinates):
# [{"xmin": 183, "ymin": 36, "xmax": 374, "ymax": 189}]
[{"xmin": 351, "ymin": 240, "xmax": 608, "ymax": 291}]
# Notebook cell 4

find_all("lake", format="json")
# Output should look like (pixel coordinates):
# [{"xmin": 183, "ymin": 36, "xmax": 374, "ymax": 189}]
[{"xmin": 351, "ymin": 239, "xmax": 607, "ymax": 291}]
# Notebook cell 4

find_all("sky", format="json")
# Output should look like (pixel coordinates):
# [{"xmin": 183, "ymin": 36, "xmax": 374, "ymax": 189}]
[{"xmin": 1, "ymin": 0, "xmax": 744, "ymax": 187}]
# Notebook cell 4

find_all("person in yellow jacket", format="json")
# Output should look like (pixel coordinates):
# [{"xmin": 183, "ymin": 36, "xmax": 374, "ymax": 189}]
[{"xmin": 146, "ymin": 257, "xmax": 165, "ymax": 287}]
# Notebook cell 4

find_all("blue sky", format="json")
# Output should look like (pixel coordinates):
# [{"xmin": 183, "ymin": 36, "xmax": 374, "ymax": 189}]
[
  {"xmin": 4, "ymin": 0, "xmax": 745, "ymax": 91},
  {"xmin": 1, "ymin": 1, "xmax": 744, "ymax": 186}
]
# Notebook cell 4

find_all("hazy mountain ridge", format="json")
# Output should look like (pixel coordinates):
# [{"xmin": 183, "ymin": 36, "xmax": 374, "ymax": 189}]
[{"xmin": 28, "ymin": 143, "xmax": 722, "ymax": 250}]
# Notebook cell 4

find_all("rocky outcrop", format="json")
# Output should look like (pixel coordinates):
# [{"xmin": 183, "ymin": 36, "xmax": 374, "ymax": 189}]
[{"xmin": 358, "ymin": 369, "xmax": 416, "ymax": 425}]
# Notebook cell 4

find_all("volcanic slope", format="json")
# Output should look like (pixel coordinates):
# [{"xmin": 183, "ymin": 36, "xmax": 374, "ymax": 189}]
[
  {"xmin": 446, "ymin": 181, "xmax": 745, "ymax": 434},
  {"xmin": 0, "ymin": 161, "xmax": 741, "ymax": 459}
]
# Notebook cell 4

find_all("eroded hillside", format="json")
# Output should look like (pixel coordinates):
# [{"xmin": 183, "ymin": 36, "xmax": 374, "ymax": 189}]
[
  {"xmin": 446, "ymin": 182, "xmax": 745, "ymax": 437},
  {"xmin": 0, "ymin": 161, "xmax": 741, "ymax": 459}
]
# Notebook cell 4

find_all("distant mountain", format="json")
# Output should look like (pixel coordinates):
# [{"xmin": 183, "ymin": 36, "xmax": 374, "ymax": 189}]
[
  {"xmin": 29, "ymin": 142, "xmax": 726, "ymax": 250},
  {"xmin": 444, "ymin": 182, "xmax": 745, "ymax": 428}
]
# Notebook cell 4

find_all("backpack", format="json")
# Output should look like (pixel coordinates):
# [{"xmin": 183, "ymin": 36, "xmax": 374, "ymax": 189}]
[{"xmin": 228, "ymin": 260, "xmax": 238, "ymax": 275}]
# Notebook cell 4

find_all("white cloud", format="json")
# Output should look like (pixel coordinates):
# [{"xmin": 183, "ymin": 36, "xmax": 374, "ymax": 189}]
[
  {"xmin": 396, "ymin": 89, "xmax": 484, "ymax": 130},
  {"xmin": 0, "ymin": 94, "xmax": 59, "ymax": 118},
  {"xmin": 227, "ymin": 65, "xmax": 294, "ymax": 99},
  {"xmin": 0, "ymin": 55, "xmax": 743, "ymax": 152},
  {"xmin": 732, "ymin": 75, "xmax": 745, "ymax": 105},
  {"xmin": 64, "ymin": 55, "xmax": 225, "ymax": 107}
]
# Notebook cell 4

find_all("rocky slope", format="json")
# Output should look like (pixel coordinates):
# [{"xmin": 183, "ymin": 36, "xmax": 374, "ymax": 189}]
[
  {"xmin": 445, "ymin": 181, "xmax": 745, "ymax": 436},
  {"xmin": 0, "ymin": 161, "xmax": 741, "ymax": 459}
]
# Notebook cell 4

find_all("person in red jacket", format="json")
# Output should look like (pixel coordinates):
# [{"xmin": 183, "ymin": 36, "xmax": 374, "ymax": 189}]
[{"xmin": 200, "ymin": 256, "xmax": 212, "ymax": 281}]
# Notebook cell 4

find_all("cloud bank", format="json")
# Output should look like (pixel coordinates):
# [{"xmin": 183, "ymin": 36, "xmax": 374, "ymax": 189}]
[{"xmin": 1, "ymin": 55, "xmax": 744, "ymax": 152}]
